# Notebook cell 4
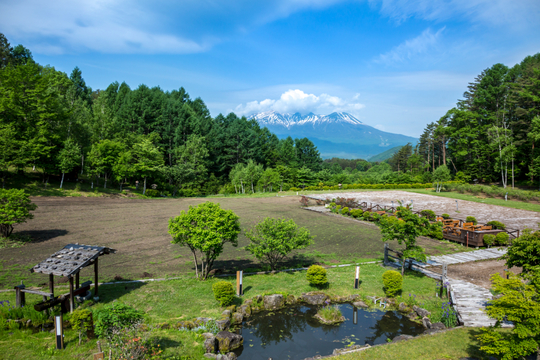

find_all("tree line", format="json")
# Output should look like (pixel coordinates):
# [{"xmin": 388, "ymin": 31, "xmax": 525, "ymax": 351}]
[
  {"xmin": 0, "ymin": 34, "xmax": 323, "ymax": 195},
  {"xmin": 402, "ymin": 53, "xmax": 540, "ymax": 189}
]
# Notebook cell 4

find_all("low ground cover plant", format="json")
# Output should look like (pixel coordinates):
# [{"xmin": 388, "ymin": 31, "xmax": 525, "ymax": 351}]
[
  {"xmin": 431, "ymin": 301, "xmax": 458, "ymax": 328},
  {"xmin": 307, "ymin": 265, "xmax": 328, "ymax": 287},
  {"xmin": 316, "ymin": 302, "xmax": 343, "ymax": 324},
  {"xmin": 212, "ymin": 281, "xmax": 235, "ymax": 306},
  {"xmin": 94, "ymin": 303, "xmax": 144, "ymax": 338},
  {"xmin": 382, "ymin": 270, "xmax": 402, "ymax": 297}
]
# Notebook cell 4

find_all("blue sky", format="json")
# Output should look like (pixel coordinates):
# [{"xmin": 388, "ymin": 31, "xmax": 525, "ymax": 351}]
[{"xmin": 1, "ymin": 0, "xmax": 539, "ymax": 137}]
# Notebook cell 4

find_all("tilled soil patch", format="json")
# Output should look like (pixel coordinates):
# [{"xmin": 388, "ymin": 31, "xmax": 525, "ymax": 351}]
[{"xmin": 447, "ymin": 259, "xmax": 522, "ymax": 289}]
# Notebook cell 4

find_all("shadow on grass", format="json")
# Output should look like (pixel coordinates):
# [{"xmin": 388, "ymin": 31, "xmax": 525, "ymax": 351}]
[
  {"xmin": 95, "ymin": 281, "xmax": 147, "ymax": 305},
  {"xmin": 18, "ymin": 229, "xmax": 69, "ymax": 243}
]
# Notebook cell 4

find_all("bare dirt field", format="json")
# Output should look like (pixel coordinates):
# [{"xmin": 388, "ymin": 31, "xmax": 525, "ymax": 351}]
[
  {"xmin": 0, "ymin": 195, "xmax": 467, "ymax": 289},
  {"xmin": 308, "ymin": 190, "xmax": 540, "ymax": 231},
  {"xmin": 447, "ymin": 259, "xmax": 522, "ymax": 289}
]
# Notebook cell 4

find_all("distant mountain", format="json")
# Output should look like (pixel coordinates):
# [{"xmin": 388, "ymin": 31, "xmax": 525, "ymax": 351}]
[
  {"xmin": 368, "ymin": 145, "xmax": 403, "ymax": 162},
  {"xmin": 249, "ymin": 111, "xmax": 417, "ymax": 159}
]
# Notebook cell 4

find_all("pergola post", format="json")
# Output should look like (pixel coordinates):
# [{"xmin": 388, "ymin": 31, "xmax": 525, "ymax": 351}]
[
  {"xmin": 69, "ymin": 276, "xmax": 74, "ymax": 313},
  {"xmin": 94, "ymin": 258, "xmax": 99, "ymax": 298},
  {"xmin": 75, "ymin": 272, "xmax": 80, "ymax": 290},
  {"xmin": 49, "ymin": 274, "xmax": 54, "ymax": 298}
]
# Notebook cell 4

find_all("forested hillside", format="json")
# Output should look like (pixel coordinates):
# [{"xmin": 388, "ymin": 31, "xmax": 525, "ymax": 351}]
[
  {"xmin": 0, "ymin": 34, "xmax": 323, "ymax": 195},
  {"xmin": 413, "ymin": 54, "xmax": 540, "ymax": 188}
]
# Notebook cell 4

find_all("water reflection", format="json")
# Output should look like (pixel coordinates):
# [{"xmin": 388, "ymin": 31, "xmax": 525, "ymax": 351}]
[{"xmin": 235, "ymin": 304, "xmax": 424, "ymax": 359}]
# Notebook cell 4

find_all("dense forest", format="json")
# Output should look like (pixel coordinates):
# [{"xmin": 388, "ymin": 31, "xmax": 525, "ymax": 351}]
[{"xmin": 1, "ymin": 32, "xmax": 539, "ymax": 195}]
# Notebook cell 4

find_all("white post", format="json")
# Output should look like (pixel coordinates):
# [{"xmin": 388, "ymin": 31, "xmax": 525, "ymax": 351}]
[
  {"xmin": 55, "ymin": 314, "xmax": 64, "ymax": 349},
  {"xmin": 236, "ymin": 270, "xmax": 243, "ymax": 296},
  {"xmin": 354, "ymin": 266, "xmax": 360, "ymax": 289}
]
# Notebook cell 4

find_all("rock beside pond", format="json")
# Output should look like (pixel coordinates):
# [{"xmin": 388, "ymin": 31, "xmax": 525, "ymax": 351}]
[
  {"xmin": 263, "ymin": 294, "xmax": 284, "ymax": 310},
  {"xmin": 238, "ymin": 304, "xmax": 251, "ymax": 317},
  {"xmin": 302, "ymin": 291, "xmax": 328, "ymax": 305},
  {"xmin": 413, "ymin": 305, "xmax": 431, "ymax": 318},
  {"xmin": 253, "ymin": 295, "xmax": 262, "ymax": 303},
  {"xmin": 216, "ymin": 331, "xmax": 243, "ymax": 352},
  {"xmin": 204, "ymin": 335, "xmax": 217, "ymax": 353},
  {"xmin": 221, "ymin": 310, "xmax": 231, "ymax": 319},
  {"xmin": 398, "ymin": 302, "xmax": 408, "ymax": 312},
  {"xmin": 231, "ymin": 312, "xmax": 243, "ymax": 325},
  {"xmin": 392, "ymin": 334, "xmax": 414, "ymax": 343},
  {"xmin": 347, "ymin": 294, "xmax": 360, "ymax": 301},
  {"xmin": 431, "ymin": 322, "xmax": 446, "ymax": 330},
  {"xmin": 286, "ymin": 294, "xmax": 296, "ymax": 305},
  {"xmin": 422, "ymin": 317, "xmax": 432, "ymax": 329},
  {"xmin": 353, "ymin": 301, "xmax": 368, "ymax": 308},
  {"xmin": 216, "ymin": 318, "xmax": 230, "ymax": 331}
]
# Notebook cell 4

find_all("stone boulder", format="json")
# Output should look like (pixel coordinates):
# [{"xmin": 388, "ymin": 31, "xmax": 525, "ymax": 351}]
[
  {"xmin": 431, "ymin": 322, "xmax": 446, "ymax": 331},
  {"xmin": 216, "ymin": 331, "xmax": 243, "ymax": 352},
  {"xmin": 422, "ymin": 317, "xmax": 432, "ymax": 329},
  {"xmin": 204, "ymin": 334, "xmax": 217, "ymax": 353},
  {"xmin": 238, "ymin": 304, "xmax": 251, "ymax": 317},
  {"xmin": 216, "ymin": 318, "xmax": 230, "ymax": 331},
  {"xmin": 286, "ymin": 294, "xmax": 296, "ymax": 305},
  {"xmin": 231, "ymin": 312, "xmax": 243, "ymax": 325},
  {"xmin": 221, "ymin": 310, "xmax": 231, "ymax": 319},
  {"xmin": 263, "ymin": 294, "xmax": 284, "ymax": 310},
  {"xmin": 398, "ymin": 302, "xmax": 408, "ymax": 312},
  {"xmin": 392, "ymin": 334, "xmax": 414, "ymax": 343},
  {"xmin": 347, "ymin": 294, "xmax": 360, "ymax": 302},
  {"xmin": 353, "ymin": 301, "xmax": 368, "ymax": 308},
  {"xmin": 302, "ymin": 292, "xmax": 328, "ymax": 305},
  {"xmin": 413, "ymin": 305, "xmax": 431, "ymax": 318}
]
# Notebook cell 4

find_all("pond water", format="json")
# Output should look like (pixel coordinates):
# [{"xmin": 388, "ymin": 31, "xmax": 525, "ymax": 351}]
[{"xmin": 233, "ymin": 304, "xmax": 424, "ymax": 359}]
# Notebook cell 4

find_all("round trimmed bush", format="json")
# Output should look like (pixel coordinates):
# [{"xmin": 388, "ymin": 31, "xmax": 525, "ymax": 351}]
[
  {"xmin": 441, "ymin": 213, "xmax": 451, "ymax": 219},
  {"xmin": 382, "ymin": 270, "xmax": 402, "ymax": 297},
  {"xmin": 466, "ymin": 216, "xmax": 477, "ymax": 225},
  {"xmin": 420, "ymin": 209, "xmax": 436, "ymax": 221},
  {"xmin": 362, "ymin": 211, "xmax": 371, "ymax": 220},
  {"xmin": 495, "ymin": 232, "xmax": 509, "ymax": 246},
  {"xmin": 487, "ymin": 221, "xmax": 506, "ymax": 230},
  {"xmin": 341, "ymin": 207, "xmax": 350, "ymax": 215},
  {"xmin": 212, "ymin": 281, "xmax": 235, "ymax": 306},
  {"xmin": 483, "ymin": 234, "xmax": 495, "ymax": 247},
  {"xmin": 307, "ymin": 265, "xmax": 328, "ymax": 286},
  {"xmin": 350, "ymin": 209, "xmax": 363, "ymax": 218}
]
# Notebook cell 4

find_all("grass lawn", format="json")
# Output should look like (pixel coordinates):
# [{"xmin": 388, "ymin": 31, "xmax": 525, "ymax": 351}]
[
  {"xmin": 406, "ymin": 189, "xmax": 540, "ymax": 212},
  {"xmin": 0, "ymin": 263, "xmax": 453, "ymax": 359},
  {"xmin": 336, "ymin": 327, "xmax": 498, "ymax": 360}
]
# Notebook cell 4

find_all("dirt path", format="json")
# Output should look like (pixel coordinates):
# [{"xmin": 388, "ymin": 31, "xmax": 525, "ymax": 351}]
[{"xmin": 308, "ymin": 190, "xmax": 540, "ymax": 231}]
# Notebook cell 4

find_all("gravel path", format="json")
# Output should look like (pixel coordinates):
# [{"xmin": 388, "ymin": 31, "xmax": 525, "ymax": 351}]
[{"xmin": 307, "ymin": 191, "xmax": 540, "ymax": 231}]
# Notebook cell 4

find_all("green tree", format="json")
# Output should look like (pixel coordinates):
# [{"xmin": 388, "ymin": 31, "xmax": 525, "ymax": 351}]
[
  {"xmin": 87, "ymin": 140, "xmax": 125, "ymax": 189},
  {"xmin": 295, "ymin": 137, "xmax": 322, "ymax": 171},
  {"xmin": 112, "ymin": 150, "xmax": 134, "ymax": 191},
  {"xmin": 432, "ymin": 164, "xmax": 451, "ymax": 192},
  {"xmin": 131, "ymin": 137, "xmax": 164, "ymax": 195},
  {"xmin": 378, "ymin": 204, "xmax": 429, "ymax": 276},
  {"xmin": 258, "ymin": 167, "xmax": 280, "ymax": 192},
  {"xmin": 0, "ymin": 124, "xmax": 18, "ymax": 188},
  {"xmin": 502, "ymin": 229, "xmax": 540, "ymax": 273},
  {"xmin": 245, "ymin": 217, "xmax": 313, "ymax": 270},
  {"xmin": 57, "ymin": 138, "xmax": 80, "ymax": 189},
  {"xmin": 297, "ymin": 166, "xmax": 314, "ymax": 189},
  {"xmin": 0, "ymin": 189, "xmax": 37, "ymax": 238},
  {"xmin": 168, "ymin": 202, "xmax": 240, "ymax": 280},
  {"xmin": 168, "ymin": 134, "xmax": 208, "ymax": 195},
  {"xmin": 244, "ymin": 159, "xmax": 263, "ymax": 193}
]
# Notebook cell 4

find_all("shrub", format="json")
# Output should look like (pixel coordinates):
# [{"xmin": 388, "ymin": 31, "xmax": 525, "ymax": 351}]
[
  {"xmin": 362, "ymin": 211, "xmax": 371, "ymax": 220},
  {"xmin": 144, "ymin": 189, "xmax": 160, "ymax": 197},
  {"xmin": 495, "ymin": 232, "xmax": 509, "ymax": 246},
  {"xmin": 94, "ymin": 303, "xmax": 144, "ymax": 338},
  {"xmin": 483, "ymin": 234, "xmax": 496, "ymax": 247},
  {"xmin": 487, "ymin": 220, "xmax": 506, "ymax": 230},
  {"xmin": 341, "ymin": 207, "xmax": 350, "ymax": 215},
  {"xmin": 350, "ymin": 209, "xmax": 363, "ymax": 218},
  {"xmin": 71, "ymin": 308, "xmax": 94, "ymax": 345},
  {"xmin": 420, "ymin": 209, "xmax": 436, "ymax": 221},
  {"xmin": 466, "ymin": 216, "xmax": 477, "ymax": 225},
  {"xmin": 382, "ymin": 270, "xmax": 403, "ymax": 297},
  {"xmin": 316, "ymin": 305, "xmax": 343, "ymax": 323},
  {"xmin": 289, "ymin": 187, "xmax": 301, "ymax": 192},
  {"xmin": 428, "ymin": 222, "xmax": 444, "ymax": 240},
  {"xmin": 333, "ymin": 205, "xmax": 342, "ymax": 214},
  {"xmin": 212, "ymin": 281, "xmax": 235, "ymax": 306},
  {"xmin": 0, "ymin": 189, "xmax": 37, "ymax": 238},
  {"xmin": 306, "ymin": 265, "xmax": 328, "ymax": 286},
  {"xmin": 441, "ymin": 213, "xmax": 450, "ymax": 219}
]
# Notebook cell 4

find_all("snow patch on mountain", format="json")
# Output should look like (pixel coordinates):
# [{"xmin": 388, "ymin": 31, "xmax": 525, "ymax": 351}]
[{"xmin": 249, "ymin": 111, "xmax": 363, "ymax": 129}]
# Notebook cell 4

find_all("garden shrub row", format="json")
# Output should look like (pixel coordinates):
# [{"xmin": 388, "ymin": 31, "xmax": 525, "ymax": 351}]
[
  {"xmin": 443, "ymin": 183, "xmax": 540, "ymax": 201},
  {"xmin": 291, "ymin": 181, "xmax": 461, "ymax": 192}
]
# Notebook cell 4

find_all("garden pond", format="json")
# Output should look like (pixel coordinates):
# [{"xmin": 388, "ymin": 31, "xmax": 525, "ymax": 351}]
[{"xmin": 233, "ymin": 303, "xmax": 425, "ymax": 359}]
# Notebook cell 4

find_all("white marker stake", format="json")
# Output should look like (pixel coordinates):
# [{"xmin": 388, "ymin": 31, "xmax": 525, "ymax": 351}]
[
  {"xmin": 55, "ymin": 314, "xmax": 64, "ymax": 350},
  {"xmin": 354, "ymin": 266, "xmax": 360, "ymax": 289},
  {"xmin": 236, "ymin": 270, "xmax": 243, "ymax": 296}
]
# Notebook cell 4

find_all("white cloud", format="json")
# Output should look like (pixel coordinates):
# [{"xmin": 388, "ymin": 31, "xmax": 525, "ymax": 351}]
[
  {"xmin": 376, "ymin": 27, "xmax": 445, "ymax": 64},
  {"xmin": 370, "ymin": 0, "xmax": 540, "ymax": 31},
  {"xmin": 234, "ymin": 89, "xmax": 365, "ymax": 116}
]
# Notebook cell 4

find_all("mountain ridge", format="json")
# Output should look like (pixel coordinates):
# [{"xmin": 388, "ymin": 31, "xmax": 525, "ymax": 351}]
[{"xmin": 248, "ymin": 111, "xmax": 417, "ymax": 159}]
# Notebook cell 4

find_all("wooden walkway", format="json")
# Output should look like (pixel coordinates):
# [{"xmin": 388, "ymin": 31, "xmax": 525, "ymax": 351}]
[
  {"xmin": 427, "ymin": 248, "xmax": 507, "ymax": 267},
  {"xmin": 411, "ymin": 248, "xmax": 511, "ymax": 328}
]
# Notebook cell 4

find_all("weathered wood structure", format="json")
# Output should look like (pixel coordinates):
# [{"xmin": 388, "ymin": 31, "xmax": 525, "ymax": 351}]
[{"xmin": 17, "ymin": 244, "xmax": 117, "ymax": 313}]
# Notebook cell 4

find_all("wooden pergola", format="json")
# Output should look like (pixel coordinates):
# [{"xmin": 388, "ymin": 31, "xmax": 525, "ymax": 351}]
[{"xmin": 17, "ymin": 244, "xmax": 116, "ymax": 313}]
